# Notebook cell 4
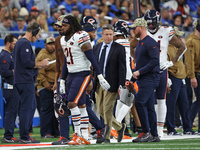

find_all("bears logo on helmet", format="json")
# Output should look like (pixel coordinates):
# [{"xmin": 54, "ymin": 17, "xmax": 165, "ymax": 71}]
[
  {"xmin": 80, "ymin": 16, "xmax": 97, "ymax": 26},
  {"xmin": 54, "ymin": 93, "xmax": 71, "ymax": 117},
  {"xmin": 113, "ymin": 21, "xmax": 130, "ymax": 38},
  {"xmin": 144, "ymin": 9, "xmax": 161, "ymax": 34}
]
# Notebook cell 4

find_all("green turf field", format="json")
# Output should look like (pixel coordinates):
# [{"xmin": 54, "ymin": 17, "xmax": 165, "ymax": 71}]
[{"xmin": 0, "ymin": 126, "xmax": 200, "ymax": 150}]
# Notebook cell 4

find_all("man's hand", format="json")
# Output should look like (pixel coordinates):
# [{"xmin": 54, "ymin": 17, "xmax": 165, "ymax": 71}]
[
  {"xmin": 132, "ymin": 70, "xmax": 140, "ymax": 79},
  {"xmin": 160, "ymin": 61, "xmax": 173, "ymax": 70},
  {"xmin": 60, "ymin": 79, "xmax": 66, "ymax": 94},
  {"xmin": 53, "ymin": 82, "xmax": 57, "ymax": 92},
  {"xmin": 97, "ymin": 74, "xmax": 110, "ymax": 90},
  {"xmin": 191, "ymin": 78, "xmax": 198, "ymax": 88},
  {"xmin": 37, "ymin": 58, "xmax": 50, "ymax": 69}
]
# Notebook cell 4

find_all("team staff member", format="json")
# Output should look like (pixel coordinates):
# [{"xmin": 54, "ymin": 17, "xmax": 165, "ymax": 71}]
[
  {"xmin": 36, "ymin": 37, "xmax": 60, "ymax": 138},
  {"xmin": 185, "ymin": 19, "xmax": 200, "ymax": 130},
  {"xmin": 51, "ymin": 15, "xmax": 71, "ymax": 145},
  {"xmin": 93, "ymin": 24, "xmax": 126, "ymax": 143},
  {"xmin": 129, "ymin": 18, "xmax": 160, "ymax": 142},
  {"xmin": 14, "ymin": 22, "xmax": 49, "ymax": 144},
  {"xmin": 166, "ymin": 27, "xmax": 196, "ymax": 135},
  {"xmin": 0, "ymin": 34, "xmax": 19, "ymax": 143}
]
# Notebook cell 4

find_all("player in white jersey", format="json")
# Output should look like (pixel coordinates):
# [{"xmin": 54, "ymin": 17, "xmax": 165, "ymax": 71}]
[
  {"xmin": 144, "ymin": 9, "xmax": 186, "ymax": 137},
  {"xmin": 113, "ymin": 21, "xmax": 133, "ymax": 122},
  {"xmin": 59, "ymin": 15, "xmax": 110, "ymax": 145},
  {"xmin": 113, "ymin": 21, "xmax": 141, "ymax": 139}
]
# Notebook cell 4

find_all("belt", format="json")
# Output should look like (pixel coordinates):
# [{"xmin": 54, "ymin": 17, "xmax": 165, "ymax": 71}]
[{"xmin": 3, "ymin": 83, "xmax": 13, "ymax": 89}]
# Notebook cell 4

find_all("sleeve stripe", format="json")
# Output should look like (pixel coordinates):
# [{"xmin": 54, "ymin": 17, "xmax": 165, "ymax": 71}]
[
  {"xmin": 121, "ymin": 43, "xmax": 130, "ymax": 46},
  {"xmin": 169, "ymin": 31, "xmax": 175, "ymax": 35},
  {"xmin": 78, "ymin": 39, "xmax": 90, "ymax": 45},
  {"xmin": 78, "ymin": 36, "xmax": 90, "ymax": 43}
]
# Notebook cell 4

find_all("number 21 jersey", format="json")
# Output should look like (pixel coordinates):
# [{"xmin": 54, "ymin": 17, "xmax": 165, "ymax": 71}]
[{"xmin": 60, "ymin": 31, "xmax": 91, "ymax": 73}]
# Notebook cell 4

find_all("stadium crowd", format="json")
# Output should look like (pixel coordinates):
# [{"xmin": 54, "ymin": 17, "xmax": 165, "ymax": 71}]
[{"xmin": 0, "ymin": 0, "xmax": 200, "ymax": 145}]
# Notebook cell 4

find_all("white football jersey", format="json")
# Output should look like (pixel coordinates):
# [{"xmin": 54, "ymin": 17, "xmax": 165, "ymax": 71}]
[
  {"xmin": 147, "ymin": 26, "xmax": 175, "ymax": 67},
  {"xmin": 60, "ymin": 31, "xmax": 91, "ymax": 73},
  {"xmin": 115, "ymin": 38, "xmax": 132, "ymax": 80}
]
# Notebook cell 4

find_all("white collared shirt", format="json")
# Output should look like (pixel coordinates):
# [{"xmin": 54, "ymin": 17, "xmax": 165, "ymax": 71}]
[{"xmin": 99, "ymin": 41, "xmax": 113, "ymax": 77}]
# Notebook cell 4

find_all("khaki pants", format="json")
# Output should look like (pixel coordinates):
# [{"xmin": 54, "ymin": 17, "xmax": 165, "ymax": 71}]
[{"xmin": 95, "ymin": 84, "xmax": 122, "ymax": 139}]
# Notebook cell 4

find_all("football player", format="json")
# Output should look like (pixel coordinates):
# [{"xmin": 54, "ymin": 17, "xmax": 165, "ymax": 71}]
[
  {"xmin": 113, "ymin": 21, "xmax": 140, "ymax": 138},
  {"xmin": 59, "ymin": 15, "xmax": 110, "ymax": 145}
]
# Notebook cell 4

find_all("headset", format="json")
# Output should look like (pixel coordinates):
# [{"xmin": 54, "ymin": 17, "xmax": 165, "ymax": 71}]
[{"xmin": 32, "ymin": 26, "xmax": 41, "ymax": 37}]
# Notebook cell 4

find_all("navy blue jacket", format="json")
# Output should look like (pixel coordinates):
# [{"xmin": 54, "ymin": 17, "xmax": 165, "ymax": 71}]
[
  {"xmin": 0, "ymin": 50, "xmax": 14, "ymax": 85},
  {"xmin": 14, "ymin": 38, "xmax": 38, "ymax": 84},
  {"xmin": 135, "ymin": 35, "xmax": 160, "ymax": 82}
]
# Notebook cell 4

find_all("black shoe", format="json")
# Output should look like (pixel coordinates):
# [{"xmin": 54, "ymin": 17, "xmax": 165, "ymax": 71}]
[
  {"xmin": 132, "ymin": 132, "xmax": 153, "ymax": 143},
  {"xmin": 117, "ymin": 123, "xmax": 126, "ymax": 142},
  {"xmin": 2, "ymin": 137, "xmax": 19, "ymax": 143},
  {"xmin": 183, "ymin": 130, "xmax": 198, "ymax": 135},
  {"xmin": 103, "ymin": 139, "xmax": 110, "ymax": 143},
  {"xmin": 152, "ymin": 136, "xmax": 161, "ymax": 142},
  {"xmin": 167, "ymin": 131, "xmax": 182, "ymax": 136},
  {"xmin": 41, "ymin": 134, "xmax": 55, "ymax": 138},
  {"xmin": 19, "ymin": 137, "xmax": 40, "ymax": 144},
  {"xmin": 52, "ymin": 137, "xmax": 69, "ymax": 145},
  {"xmin": 96, "ymin": 125, "xmax": 110, "ymax": 144}
]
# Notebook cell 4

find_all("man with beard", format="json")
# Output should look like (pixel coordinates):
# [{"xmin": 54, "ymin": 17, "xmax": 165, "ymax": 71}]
[
  {"xmin": 51, "ymin": 15, "xmax": 71, "ymax": 145},
  {"xmin": 36, "ymin": 37, "xmax": 60, "ymax": 138},
  {"xmin": 129, "ymin": 18, "xmax": 160, "ymax": 143},
  {"xmin": 59, "ymin": 15, "xmax": 110, "ymax": 145},
  {"xmin": 1, "ymin": 34, "xmax": 19, "ymax": 143}
]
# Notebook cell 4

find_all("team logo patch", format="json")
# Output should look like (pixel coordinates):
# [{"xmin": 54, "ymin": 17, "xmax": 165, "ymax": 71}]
[
  {"xmin": 50, "ymin": 38, "xmax": 54, "ymax": 41},
  {"xmin": 70, "ymin": 42, "xmax": 74, "ymax": 45},
  {"xmin": 158, "ymin": 36, "xmax": 163, "ymax": 39},
  {"xmin": 141, "ymin": 42, "xmax": 144, "ymax": 46},
  {"xmin": 63, "ymin": 19, "xmax": 68, "ymax": 22},
  {"xmin": 58, "ymin": 17, "xmax": 61, "ymax": 21},
  {"xmin": 26, "ymin": 49, "xmax": 29, "ymax": 52},
  {"xmin": 3, "ymin": 60, "xmax": 6, "ymax": 63}
]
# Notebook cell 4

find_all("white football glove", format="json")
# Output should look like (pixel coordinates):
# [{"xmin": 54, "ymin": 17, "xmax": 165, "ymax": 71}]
[
  {"xmin": 167, "ymin": 78, "xmax": 172, "ymax": 87},
  {"xmin": 59, "ymin": 79, "xmax": 66, "ymax": 94},
  {"xmin": 97, "ymin": 74, "xmax": 111, "ymax": 90},
  {"xmin": 160, "ymin": 61, "xmax": 173, "ymax": 70}
]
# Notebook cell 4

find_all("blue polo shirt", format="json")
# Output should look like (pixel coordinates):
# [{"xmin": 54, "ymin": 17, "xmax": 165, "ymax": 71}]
[
  {"xmin": 0, "ymin": 50, "xmax": 14, "ymax": 85},
  {"xmin": 135, "ymin": 35, "xmax": 160, "ymax": 82},
  {"xmin": 14, "ymin": 38, "xmax": 38, "ymax": 84}
]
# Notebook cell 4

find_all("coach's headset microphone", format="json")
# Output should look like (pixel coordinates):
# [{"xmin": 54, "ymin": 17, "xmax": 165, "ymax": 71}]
[{"xmin": 32, "ymin": 26, "xmax": 41, "ymax": 42}]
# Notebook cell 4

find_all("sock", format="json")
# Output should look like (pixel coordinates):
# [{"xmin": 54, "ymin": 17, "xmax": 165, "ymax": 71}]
[
  {"xmin": 115, "ymin": 100, "xmax": 124, "ymax": 119},
  {"xmin": 80, "ymin": 107, "xmax": 89, "ymax": 140},
  {"xmin": 70, "ymin": 106, "xmax": 81, "ymax": 135},
  {"xmin": 156, "ymin": 99, "xmax": 167, "ymax": 129},
  {"xmin": 116, "ymin": 101, "xmax": 132, "ymax": 123}
]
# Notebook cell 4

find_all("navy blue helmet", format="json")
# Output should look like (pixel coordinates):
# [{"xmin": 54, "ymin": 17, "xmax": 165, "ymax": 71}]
[
  {"xmin": 113, "ymin": 21, "xmax": 130, "ymax": 38},
  {"xmin": 144, "ymin": 9, "xmax": 161, "ymax": 33},
  {"xmin": 54, "ymin": 93, "xmax": 71, "ymax": 117},
  {"xmin": 80, "ymin": 16, "xmax": 97, "ymax": 32}
]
